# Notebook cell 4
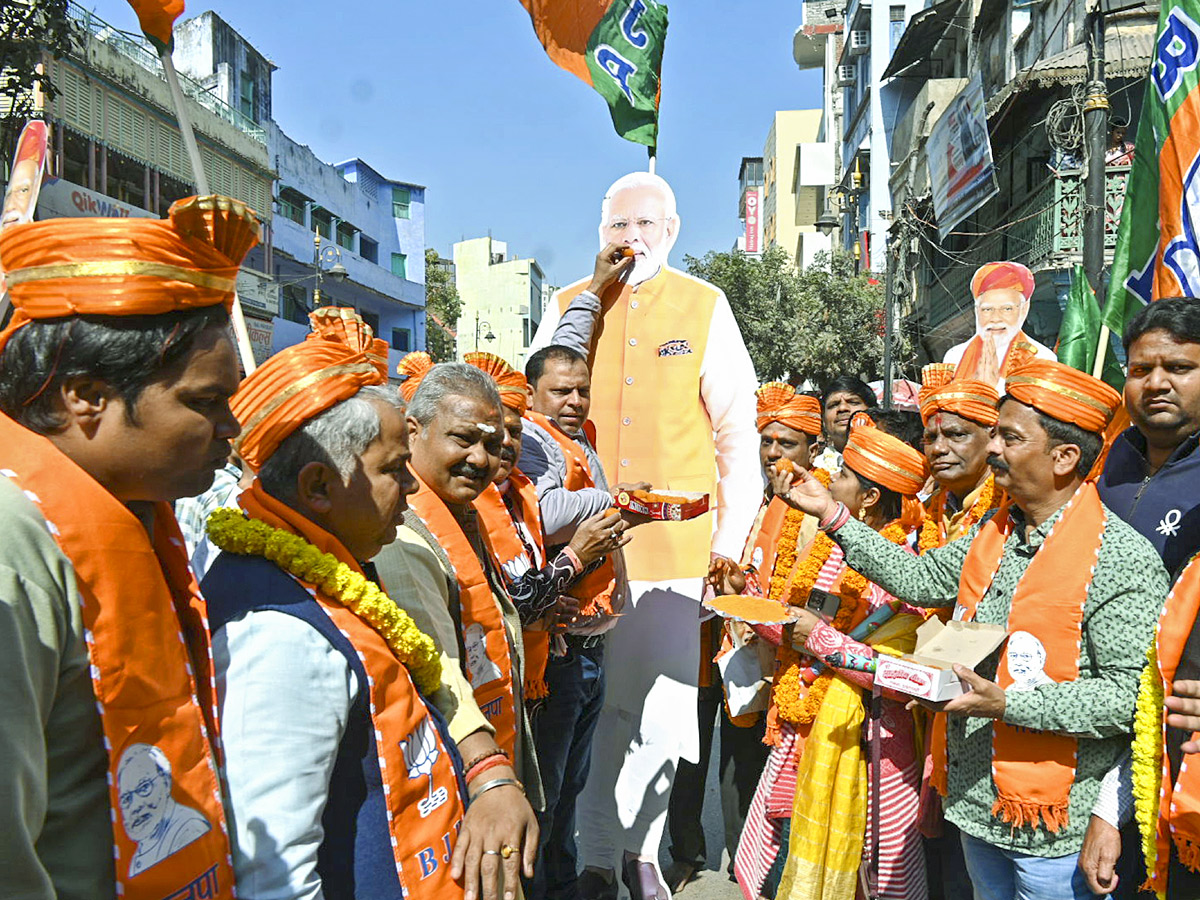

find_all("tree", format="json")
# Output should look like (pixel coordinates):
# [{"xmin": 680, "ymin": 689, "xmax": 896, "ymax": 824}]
[
  {"xmin": 424, "ymin": 247, "xmax": 461, "ymax": 362},
  {"xmin": 683, "ymin": 248, "xmax": 902, "ymax": 387},
  {"xmin": 0, "ymin": 1, "xmax": 76, "ymax": 167}
]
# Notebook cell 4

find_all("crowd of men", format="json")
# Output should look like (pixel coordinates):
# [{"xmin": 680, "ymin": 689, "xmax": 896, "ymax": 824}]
[{"xmin": 5, "ymin": 173, "xmax": 1200, "ymax": 900}]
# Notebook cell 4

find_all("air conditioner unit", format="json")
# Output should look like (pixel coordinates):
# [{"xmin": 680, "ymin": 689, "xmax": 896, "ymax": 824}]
[
  {"xmin": 837, "ymin": 64, "xmax": 856, "ymax": 85},
  {"xmin": 850, "ymin": 30, "xmax": 870, "ymax": 53}
]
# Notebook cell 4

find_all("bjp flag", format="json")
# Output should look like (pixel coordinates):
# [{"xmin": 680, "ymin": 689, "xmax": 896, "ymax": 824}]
[
  {"xmin": 518, "ymin": 0, "xmax": 668, "ymax": 150},
  {"xmin": 1105, "ymin": 0, "xmax": 1200, "ymax": 335},
  {"xmin": 126, "ymin": 0, "xmax": 185, "ymax": 51}
]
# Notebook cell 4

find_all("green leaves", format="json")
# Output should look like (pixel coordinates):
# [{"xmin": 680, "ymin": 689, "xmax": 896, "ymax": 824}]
[
  {"xmin": 424, "ymin": 248, "xmax": 462, "ymax": 363},
  {"xmin": 684, "ymin": 247, "xmax": 894, "ymax": 385}
]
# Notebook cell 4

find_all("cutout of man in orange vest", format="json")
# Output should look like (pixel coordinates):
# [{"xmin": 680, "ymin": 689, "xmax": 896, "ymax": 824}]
[{"xmin": 532, "ymin": 171, "xmax": 762, "ymax": 899}]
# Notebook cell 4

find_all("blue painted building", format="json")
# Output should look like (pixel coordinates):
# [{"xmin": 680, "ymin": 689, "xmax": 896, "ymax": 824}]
[{"xmin": 174, "ymin": 11, "xmax": 426, "ymax": 373}]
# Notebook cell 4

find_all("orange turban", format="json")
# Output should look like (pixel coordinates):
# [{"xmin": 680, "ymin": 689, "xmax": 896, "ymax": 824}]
[
  {"xmin": 233, "ymin": 307, "xmax": 389, "ymax": 471},
  {"xmin": 918, "ymin": 362, "xmax": 1000, "ymax": 427},
  {"xmin": 1004, "ymin": 359, "xmax": 1122, "ymax": 435},
  {"xmin": 0, "ymin": 195, "xmax": 260, "ymax": 353},
  {"xmin": 843, "ymin": 421, "xmax": 928, "ymax": 528},
  {"xmin": 756, "ymin": 382, "xmax": 822, "ymax": 436},
  {"xmin": 465, "ymin": 351, "xmax": 528, "ymax": 415},
  {"xmin": 397, "ymin": 351, "xmax": 433, "ymax": 402},
  {"xmin": 971, "ymin": 261, "xmax": 1035, "ymax": 300}
]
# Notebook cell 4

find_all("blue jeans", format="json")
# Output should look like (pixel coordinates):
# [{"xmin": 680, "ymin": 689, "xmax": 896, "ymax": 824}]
[
  {"xmin": 960, "ymin": 831, "xmax": 1098, "ymax": 900},
  {"xmin": 526, "ymin": 640, "xmax": 606, "ymax": 900}
]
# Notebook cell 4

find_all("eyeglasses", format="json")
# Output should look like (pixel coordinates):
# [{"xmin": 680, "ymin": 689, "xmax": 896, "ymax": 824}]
[
  {"xmin": 120, "ymin": 773, "xmax": 161, "ymax": 808},
  {"xmin": 604, "ymin": 217, "xmax": 667, "ymax": 234}
]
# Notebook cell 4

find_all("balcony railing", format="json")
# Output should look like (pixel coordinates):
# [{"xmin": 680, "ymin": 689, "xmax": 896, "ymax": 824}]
[
  {"xmin": 65, "ymin": 1, "xmax": 266, "ymax": 145},
  {"xmin": 922, "ymin": 165, "xmax": 1130, "ymax": 328}
]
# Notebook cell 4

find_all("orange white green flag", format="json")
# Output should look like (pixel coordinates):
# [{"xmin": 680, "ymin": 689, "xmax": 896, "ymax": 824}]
[
  {"xmin": 1104, "ymin": 0, "xmax": 1200, "ymax": 335},
  {"xmin": 125, "ymin": 0, "xmax": 185, "ymax": 51},
  {"xmin": 518, "ymin": 0, "xmax": 668, "ymax": 151}
]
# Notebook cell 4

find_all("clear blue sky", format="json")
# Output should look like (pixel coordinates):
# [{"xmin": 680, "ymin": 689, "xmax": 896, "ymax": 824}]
[{"xmin": 84, "ymin": 0, "xmax": 823, "ymax": 286}]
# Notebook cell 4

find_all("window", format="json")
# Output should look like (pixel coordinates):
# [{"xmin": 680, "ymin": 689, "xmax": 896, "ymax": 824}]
[
  {"xmin": 311, "ymin": 208, "xmax": 333, "ymax": 240},
  {"xmin": 391, "ymin": 328, "xmax": 412, "ymax": 352},
  {"xmin": 239, "ymin": 74, "xmax": 255, "ymax": 119},
  {"xmin": 336, "ymin": 222, "xmax": 356, "ymax": 251},
  {"xmin": 360, "ymin": 310, "xmax": 380, "ymax": 336},
  {"xmin": 281, "ymin": 284, "xmax": 309, "ymax": 324},
  {"xmin": 278, "ymin": 188, "xmax": 306, "ymax": 226},
  {"xmin": 391, "ymin": 252, "xmax": 407, "ymax": 279},
  {"xmin": 360, "ymin": 236, "xmax": 378, "ymax": 264},
  {"xmin": 392, "ymin": 187, "xmax": 411, "ymax": 219}
]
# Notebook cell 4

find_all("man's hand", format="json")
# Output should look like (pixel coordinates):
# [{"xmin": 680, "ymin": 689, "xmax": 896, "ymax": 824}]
[
  {"xmin": 941, "ymin": 665, "xmax": 1006, "ymax": 719},
  {"xmin": 549, "ymin": 594, "xmax": 582, "ymax": 630},
  {"xmin": 568, "ymin": 509, "xmax": 630, "ymax": 566},
  {"xmin": 768, "ymin": 466, "xmax": 838, "ymax": 521},
  {"xmin": 587, "ymin": 242, "xmax": 634, "ymax": 296},
  {"xmin": 1166, "ymin": 679, "xmax": 1200, "ymax": 753},
  {"xmin": 1078, "ymin": 815, "xmax": 1121, "ymax": 894},
  {"xmin": 788, "ymin": 607, "xmax": 821, "ymax": 649},
  {"xmin": 707, "ymin": 555, "xmax": 746, "ymax": 595},
  {"xmin": 612, "ymin": 482, "xmax": 655, "ymax": 527},
  {"xmin": 452, "ymin": 776, "xmax": 538, "ymax": 900}
]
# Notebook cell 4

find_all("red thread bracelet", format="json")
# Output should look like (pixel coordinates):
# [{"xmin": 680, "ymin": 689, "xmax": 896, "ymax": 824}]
[
  {"xmin": 462, "ymin": 748, "xmax": 508, "ymax": 772},
  {"xmin": 465, "ymin": 754, "xmax": 510, "ymax": 784}
]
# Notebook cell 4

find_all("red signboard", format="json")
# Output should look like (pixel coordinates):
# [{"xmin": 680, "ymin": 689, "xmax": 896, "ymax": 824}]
[{"xmin": 744, "ymin": 188, "xmax": 761, "ymax": 253}]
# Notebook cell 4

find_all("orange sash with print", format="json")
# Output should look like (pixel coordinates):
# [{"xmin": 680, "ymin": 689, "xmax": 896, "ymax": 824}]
[
  {"xmin": 239, "ymin": 483, "xmax": 466, "ymax": 896},
  {"xmin": 938, "ymin": 485, "xmax": 1103, "ymax": 832},
  {"xmin": 1149, "ymin": 554, "xmax": 1200, "ymax": 887},
  {"xmin": 0, "ymin": 414, "xmax": 235, "ymax": 900},
  {"xmin": 409, "ymin": 477, "xmax": 520, "ymax": 758},
  {"xmin": 524, "ymin": 410, "xmax": 618, "ymax": 615},
  {"xmin": 955, "ymin": 331, "xmax": 1040, "ymax": 381},
  {"xmin": 741, "ymin": 496, "xmax": 791, "ymax": 575},
  {"xmin": 473, "ymin": 471, "xmax": 553, "ymax": 701}
]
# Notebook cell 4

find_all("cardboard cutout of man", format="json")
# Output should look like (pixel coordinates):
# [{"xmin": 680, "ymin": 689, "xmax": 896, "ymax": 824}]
[
  {"xmin": 532, "ymin": 171, "xmax": 761, "ymax": 898},
  {"xmin": 942, "ymin": 261, "xmax": 1056, "ymax": 390}
]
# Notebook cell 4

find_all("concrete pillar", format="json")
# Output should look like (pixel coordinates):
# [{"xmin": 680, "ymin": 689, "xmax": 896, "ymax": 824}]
[
  {"xmin": 869, "ymin": 0, "xmax": 891, "ymax": 274},
  {"xmin": 87, "ymin": 139, "xmax": 95, "ymax": 190}
]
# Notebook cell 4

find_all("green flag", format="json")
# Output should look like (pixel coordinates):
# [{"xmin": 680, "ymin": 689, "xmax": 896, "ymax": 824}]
[
  {"xmin": 519, "ymin": 0, "xmax": 668, "ymax": 150},
  {"xmin": 1060, "ymin": 266, "xmax": 1124, "ymax": 389},
  {"xmin": 1104, "ymin": 0, "xmax": 1200, "ymax": 335}
]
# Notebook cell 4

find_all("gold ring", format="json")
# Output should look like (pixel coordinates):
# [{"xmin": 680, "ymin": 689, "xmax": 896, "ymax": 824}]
[{"xmin": 500, "ymin": 844, "xmax": 516, "ymax": 859}]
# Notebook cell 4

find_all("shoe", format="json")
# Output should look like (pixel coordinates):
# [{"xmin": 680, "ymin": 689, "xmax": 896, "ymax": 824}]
[
  {"xmin": 663, "ymin": 860, "xmax": 700, "ymax": 894},
  {"xmin": 622, "ymin": 858, "xmax": 666, "ymax": 900},
  {"xmin": 578, "ymin": 868, "xmax": 618, "ymax": 900}
]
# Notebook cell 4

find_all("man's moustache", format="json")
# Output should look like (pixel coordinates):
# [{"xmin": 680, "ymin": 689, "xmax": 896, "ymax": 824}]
[
  {"xmin": 453, "ymin": 464, "xmax": 489, "ymax": 480},
  {"xmin": 986, "ymin": 454, "xmax": 1010, "ymax": 472}
]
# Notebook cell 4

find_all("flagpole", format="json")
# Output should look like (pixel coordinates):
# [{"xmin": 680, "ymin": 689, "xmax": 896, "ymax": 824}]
[
  {"xmin": 159, "ymin": 49, "xmax": 258, "ymax": 375},
  {"xmin": 1092, "ymin": 323, "xmax": 1111, "ymax": 378},
  {"xmin": 648, "ymin": 155, "xmax": 656, "ymax": 175}
]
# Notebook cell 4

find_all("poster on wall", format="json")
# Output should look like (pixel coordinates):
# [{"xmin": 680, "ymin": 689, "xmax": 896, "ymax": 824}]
[
  {"xmin": 744, "ymin": 187, "xmax": 761, "ymax": 254},
  {"xmin": 927, "ymin": 74, "xmax": 999, "ymax": 239}
]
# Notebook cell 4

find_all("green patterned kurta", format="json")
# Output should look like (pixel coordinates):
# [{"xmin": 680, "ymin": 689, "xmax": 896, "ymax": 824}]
[{"xmin": 831, "ymin": 501, "xmax": 1168, "ymax": 856}]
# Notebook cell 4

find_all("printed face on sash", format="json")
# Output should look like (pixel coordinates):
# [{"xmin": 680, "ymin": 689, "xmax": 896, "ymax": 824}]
[
  {"xmin": 1006, "ymin": 630, "xmax": 1054, "ymax": 691},
  {"xmin": 463, "ymin": 622, "xmax": 503, "ymax": 687},
  {"xmin": 117, "ymin": 743, "xmax": 212, "ymax": 877},
  {"xmin": 598, "ymin": 173, "xmax": 680, "ymax": 287}
]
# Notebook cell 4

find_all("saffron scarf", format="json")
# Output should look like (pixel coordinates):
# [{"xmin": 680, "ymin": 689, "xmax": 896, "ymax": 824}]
[
  {"xmin": 0, "ymin": 413, "xmax": 235, "ymax": 900},
  {"xmin": 408, "ymin": 476, "xmax": 520, "ymax": 758},
  {"xmin": 473, "ymin": 471, "xmax": 553, "ymax": 700},
  {"xmin": 1135, "ymin": 553, "xmax": 1200, "ymax": 895},
  {"xmin": 236, "ymin": 482, "xmax": 466, "ymax": 895},
  {"xmin": 955, "ymin": 331, "xmax": 1041, "ymax": 382},
  {"xmin": 776, "ymin": 613, "xmax": 923, "ymax": 900},
  {"xmin": 524, "ymin": 410, "xmax": 618, "ymax": 615},
  {"xmin": 938, "ymin": 484, "xmax": 1105, "ymax": 831}
]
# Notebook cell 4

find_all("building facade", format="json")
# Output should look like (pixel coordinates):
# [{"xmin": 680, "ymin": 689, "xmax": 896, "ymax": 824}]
[
  {"xmin": 172, "ymin": 11, "xmax": 427, "ymax": 372},
  {"xmin": 453, "ymin": 237, "xmax": 544, "ymax": 366}
]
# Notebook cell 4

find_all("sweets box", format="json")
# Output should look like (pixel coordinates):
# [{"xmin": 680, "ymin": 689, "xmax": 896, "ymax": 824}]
[
  {"xmin": 873, "ymin": 617, "xmax": 1007, "ymax": 702},
  {"xmin": 614, "ymin": 489, "xmax": 709, "ymax": 521}
]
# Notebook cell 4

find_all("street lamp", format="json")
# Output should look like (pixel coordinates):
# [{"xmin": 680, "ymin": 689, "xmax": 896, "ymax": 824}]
[
  {"xmin": 474, "ymin": 311, "xmax": 496, "ymax": 350},
  {"xmin": 312, "ymin": 231, "xmax": 347, "ymax": 307}
]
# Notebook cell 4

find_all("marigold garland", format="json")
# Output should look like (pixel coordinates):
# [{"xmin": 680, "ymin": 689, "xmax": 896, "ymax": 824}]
[
  {"xmin": 765, "ymin": 466, "xmax": 832, "ymax": 602},
  {"xmin": 773, "ymin": 519, "xmax": 908, "ymax": 724},
  {"xmin": 206, "ymin": 508, "xmax": 442, "ymax": 694},
  {"xmin": 1133, "ymin": 642, "xmax": 1165, "ymax": 895}
]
